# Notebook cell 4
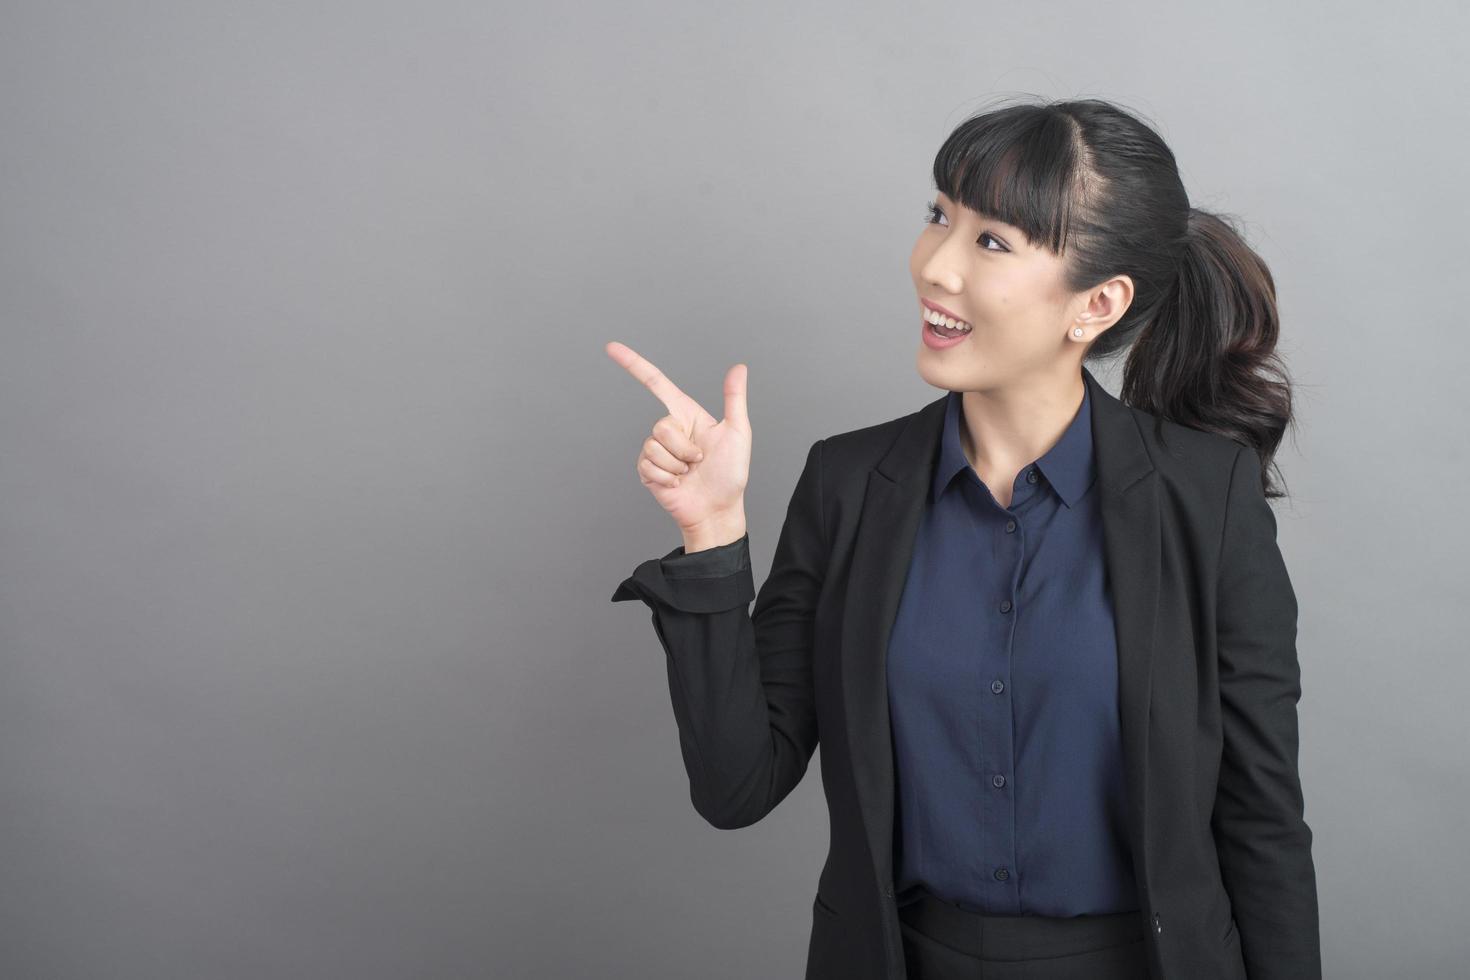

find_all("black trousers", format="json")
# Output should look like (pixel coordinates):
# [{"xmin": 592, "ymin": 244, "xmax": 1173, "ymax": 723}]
[{"xmin": 897, "ymin": 890, "xmax": 1149, "ymax": 979}]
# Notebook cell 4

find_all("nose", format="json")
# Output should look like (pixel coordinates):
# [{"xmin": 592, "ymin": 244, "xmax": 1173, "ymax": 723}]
[
  {"xmin": 918, "ymin": 234, "xmax": 967, "ymax": 293},
  {"xmin": 920, "ymin": 251, "xmax": 963, "ymax": 294}
]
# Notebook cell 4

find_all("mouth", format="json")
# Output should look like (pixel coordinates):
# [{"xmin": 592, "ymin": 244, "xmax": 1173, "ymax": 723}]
[
  {"xmin": 921, "ymin": 316, "xmax": 971, "ymax": 350},
  {"xmin": 922, "ymin": 304, "xmax": 973, "ymax": 338},
  {"xmin": 921, "ymin": 298, "xmax": 969, "ymax": 324}
]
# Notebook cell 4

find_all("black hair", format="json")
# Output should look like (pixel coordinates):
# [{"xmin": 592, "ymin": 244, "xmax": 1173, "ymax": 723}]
[{"xmin": 932, "ymin": 96, "xmax": 1294, "ymax": 498}]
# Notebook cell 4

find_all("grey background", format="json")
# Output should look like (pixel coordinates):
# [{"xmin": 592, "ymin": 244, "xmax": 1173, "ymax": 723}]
[{"xmin": 1, "ymin": 1, "xmax": 1464, "ymax": 977}]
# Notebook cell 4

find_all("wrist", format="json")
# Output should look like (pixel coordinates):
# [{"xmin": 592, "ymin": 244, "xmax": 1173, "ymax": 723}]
[{"xmin": 680, "ymin": 510, "xmax": 747, "ymax": 553}]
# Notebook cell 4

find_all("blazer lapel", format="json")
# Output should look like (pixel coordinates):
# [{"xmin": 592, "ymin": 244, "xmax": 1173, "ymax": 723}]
[{"xmin": 838, "ymin": 366, "xmax": 1161, "ymax": 899}]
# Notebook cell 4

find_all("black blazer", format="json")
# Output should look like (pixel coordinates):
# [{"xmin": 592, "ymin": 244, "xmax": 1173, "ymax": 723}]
[{"xmin": 613, "ymin": 366, "xmax": 1320, "ymax": 979}]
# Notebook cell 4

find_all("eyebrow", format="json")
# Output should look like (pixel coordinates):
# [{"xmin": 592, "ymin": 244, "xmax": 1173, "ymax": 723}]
[
  {"xmin": 934, "ymin": 194, "xmax": 1022, "ymax": 242},
  {"xmin": 935, "ymin": 193, "xmax": 1007, "ymax": 226}
]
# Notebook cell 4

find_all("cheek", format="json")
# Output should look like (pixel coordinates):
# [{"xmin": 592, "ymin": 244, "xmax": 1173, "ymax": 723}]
[
  {"xmin": 971, "ymin": 271, "xmax": 1047, "ymax": 324},
  {"xmin": 965, "ymin": 288, "xmax": 1007, "ymax": 321},
  {"xmin": 966, "ymin": 292, "xmax": 1053, "ymax": 350}
]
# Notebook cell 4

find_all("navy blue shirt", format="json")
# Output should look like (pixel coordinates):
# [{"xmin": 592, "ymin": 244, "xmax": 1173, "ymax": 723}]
[{"xmin": 887, "ymin": 382, "xmax": 1139, "ymax": 916}]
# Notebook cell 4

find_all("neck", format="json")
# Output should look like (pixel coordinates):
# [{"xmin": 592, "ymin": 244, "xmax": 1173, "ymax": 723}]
[{"xmin": 957, "ymin": 369, "xmax": 1086, "ymax": 475}]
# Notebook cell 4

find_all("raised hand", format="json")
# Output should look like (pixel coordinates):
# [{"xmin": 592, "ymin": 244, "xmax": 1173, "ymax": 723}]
[{"xmin": 605, "ymin": 341, "xmax": 750, "ymax": 541}]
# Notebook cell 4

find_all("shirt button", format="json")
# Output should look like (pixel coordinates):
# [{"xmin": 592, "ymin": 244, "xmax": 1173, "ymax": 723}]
[
  {"xmin": 999, "ymin": 599, "xmax": 1012, "ymax": 613},
  {"xmin": 1005, "ymin": 519, "xmax": 1016, "ymax": 533},
  {"xmin": 1026, "ymin": 468, "xmax": 1038, "ymax": 484},
  {"xmin": 884, "ymin": 885, "xmax": 894, "ymax": 899},
  {"xmin": 994, "ymin": 867, "xmax": 1009, "ymax": 881},
  {"xmin": 992, "ymin": 774, "xmax": 1006, "ymax": 788},
  {"xmin": 1152, "ymin": 913, "xmax": 1162, "ymax": 933},
  {"xmin": 991, "ymin": 679, "xmax": 1005, "ymax": 694}
]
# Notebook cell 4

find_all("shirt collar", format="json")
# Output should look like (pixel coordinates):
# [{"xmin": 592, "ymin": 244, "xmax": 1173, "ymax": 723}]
[{"xmin": 931, "ymin": 380, "xmax": 1096, "ymax": 508}]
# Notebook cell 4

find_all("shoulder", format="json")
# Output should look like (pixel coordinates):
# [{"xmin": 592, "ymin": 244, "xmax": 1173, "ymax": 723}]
[
  {"xmin": 807, "ymin": 393, "xmax": 1253, "ymax": 508},
  {"xmin": 1136, "ymin": 407, "xmax": 1245, "ymax": 475},
  {"xmin": 815, "ymin": 397, "xmax": 938, "ymax": 473},
  {"xmin": 1128, "ymin": 405, "xmax": 1255, "ymax": 524}
]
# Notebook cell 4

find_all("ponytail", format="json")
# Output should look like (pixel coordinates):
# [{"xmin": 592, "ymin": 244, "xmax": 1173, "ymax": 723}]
[{"xmin": 1120, "ymin": 208, "xmax": 1293, "ymax": 499}]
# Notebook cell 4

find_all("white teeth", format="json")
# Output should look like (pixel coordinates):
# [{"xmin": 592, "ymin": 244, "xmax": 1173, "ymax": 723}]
[{"xmin": 924, "ymin": 308, "xmax": 972, "ymax": 331}]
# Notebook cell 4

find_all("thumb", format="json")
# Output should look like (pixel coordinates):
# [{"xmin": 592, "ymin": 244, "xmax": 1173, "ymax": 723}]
[{"xmin": 723, "ymin": 362, "xmax": 748, "ymax": 430}]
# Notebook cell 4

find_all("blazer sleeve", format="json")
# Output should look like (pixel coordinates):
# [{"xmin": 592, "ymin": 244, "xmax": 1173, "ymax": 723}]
[
  {"xmin": 1210, "ymin": 445, "xmax": 1322, "ymax": 979},
  {"xmin": 610, "ymin": 438, "xmax": 826, "ymax": 830}
]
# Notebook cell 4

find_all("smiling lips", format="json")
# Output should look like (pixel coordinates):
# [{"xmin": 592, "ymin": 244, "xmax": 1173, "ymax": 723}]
[{"xmin": 922, "ymin": 302, "xmax": 973, "ymax": 333}]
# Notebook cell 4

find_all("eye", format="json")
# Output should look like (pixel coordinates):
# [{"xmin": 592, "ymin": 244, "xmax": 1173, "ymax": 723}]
[{"xmin": 923, "ymin": 201, "xmax": 1009, "ymax": 252}]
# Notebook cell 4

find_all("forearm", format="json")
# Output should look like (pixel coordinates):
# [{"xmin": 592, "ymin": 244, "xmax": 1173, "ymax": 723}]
[{"xmin": 611, "ymin": 440, "xmax": 827, "ymax": 830}]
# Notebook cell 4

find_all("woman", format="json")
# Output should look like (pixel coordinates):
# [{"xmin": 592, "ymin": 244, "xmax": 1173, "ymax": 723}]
[{"xmin": 607, "ymin": 97, "xmax": 1319, "ymax": 980}]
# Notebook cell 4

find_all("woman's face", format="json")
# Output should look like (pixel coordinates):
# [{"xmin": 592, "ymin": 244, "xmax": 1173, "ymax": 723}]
[{"xmin": 909, "ymin": 190, "xmax": 1125, "ymax": 393}]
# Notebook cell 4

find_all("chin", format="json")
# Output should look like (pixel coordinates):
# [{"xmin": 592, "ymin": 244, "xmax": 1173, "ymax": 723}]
[{"xmin": 915, "ymin": 354, "xmax": 977, "ymax": 391}]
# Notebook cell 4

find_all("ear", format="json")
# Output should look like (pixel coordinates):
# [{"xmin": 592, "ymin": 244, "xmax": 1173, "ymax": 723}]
[{"xmin": 1071, "ymin": 275, "xmax": 1134, "ymax": 339}]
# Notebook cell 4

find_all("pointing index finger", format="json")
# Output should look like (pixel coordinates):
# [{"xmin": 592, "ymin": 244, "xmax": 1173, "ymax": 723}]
[{"xmin": 605, "ymin": 341, "xmax": 706, "ymax": 421}]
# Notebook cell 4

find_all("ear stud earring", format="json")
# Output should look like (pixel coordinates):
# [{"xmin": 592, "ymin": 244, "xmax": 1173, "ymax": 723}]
[{"xmin": 1073, "ymin": 328, "xmax": 1084, "ymax": 337}]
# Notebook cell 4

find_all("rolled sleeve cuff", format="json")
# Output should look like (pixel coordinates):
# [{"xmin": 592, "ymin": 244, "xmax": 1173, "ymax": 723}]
[{"xmin": 610, "ymin": 533, "xmax": 755, "ymax": 613}]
